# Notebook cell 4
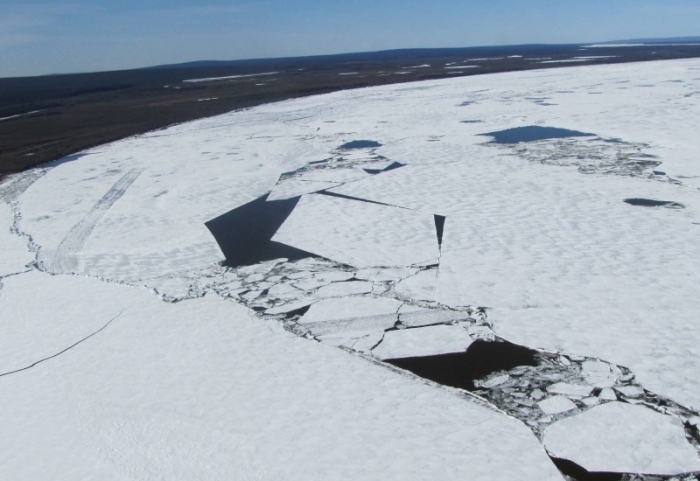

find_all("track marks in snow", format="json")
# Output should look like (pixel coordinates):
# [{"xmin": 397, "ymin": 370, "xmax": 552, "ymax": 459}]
[{"xmin": 49, "ymin": 169, "xmax": 142, "ymax": 274}]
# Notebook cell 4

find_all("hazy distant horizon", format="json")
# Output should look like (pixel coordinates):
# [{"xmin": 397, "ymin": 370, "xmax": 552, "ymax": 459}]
[{"xmin": 1, "ymin": 0, "xmax": 699, "ymax": 78}]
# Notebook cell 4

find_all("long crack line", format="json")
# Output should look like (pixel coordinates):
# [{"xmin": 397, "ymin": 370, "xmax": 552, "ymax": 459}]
[{"xmin": 0, "ymin": 309, "xmax": 125, "ymax": 378}]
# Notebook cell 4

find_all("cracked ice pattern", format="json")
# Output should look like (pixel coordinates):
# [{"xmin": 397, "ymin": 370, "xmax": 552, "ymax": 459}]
[{"xmin": 3, "ymin": 59, "xmax": 700, "ymax": 479}]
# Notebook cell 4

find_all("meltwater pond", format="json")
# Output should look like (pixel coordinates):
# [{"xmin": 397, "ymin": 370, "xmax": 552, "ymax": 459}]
[
  {"xmin": 339, "ymin": 140, "xmax": 382, "ymax": 150},
  {"xmin": 386, "ymin": 339, "xmax": 538, "ymax": 391},
  {"xmin": 481, "ymin": 126, "xmax": 594, "ymax": 144}
]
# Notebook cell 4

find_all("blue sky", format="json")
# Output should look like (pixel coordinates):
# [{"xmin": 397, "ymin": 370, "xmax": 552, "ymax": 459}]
[{"xmin": 1, "ymin": 0, "xmax": 699, "ymax": 78}]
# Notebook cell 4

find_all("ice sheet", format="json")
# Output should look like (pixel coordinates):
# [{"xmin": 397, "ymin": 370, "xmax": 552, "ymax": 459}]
[
  {"xmin": 272, "ymin": 193, "xmax": 440, "ymax": 268},
  {"xmin": 8, "ymin": 57, "xmax": 700, "ymax": 476},
  {"xmin": 0, "ymin": 274, "xmax": 560, "ymax": 480}
]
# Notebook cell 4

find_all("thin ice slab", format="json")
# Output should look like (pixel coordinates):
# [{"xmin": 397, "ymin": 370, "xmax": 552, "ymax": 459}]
[
  {"xmin": 544, "ymin": 402, "xmax": 700, "ymax": 475},
  {"xmin": 272, "ymin": 193, "xmax": 439, "ymax": 268},
  {"xmin": 373, "ymin": 325, "xmax": 473, "ymax": 360},
  {"xmin": 299, "ymin": 296, "xmax": 402, "ymax": 324}
]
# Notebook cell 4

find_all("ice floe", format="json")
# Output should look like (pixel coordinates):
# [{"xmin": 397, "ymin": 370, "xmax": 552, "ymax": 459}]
[
  {"xmin": 272, "ymin": 193, "xmax": 440, "ymax": 268},
  {"xmin": 544, "ymin": 402, "xmax": 700, "ymax": 475},
  {"xmin": 373, "ymin": 324, "xmax": 474, "ymax": 360}
]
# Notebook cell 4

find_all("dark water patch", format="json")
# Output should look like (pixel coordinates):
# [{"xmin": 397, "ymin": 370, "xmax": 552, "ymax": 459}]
[
  {"xmin": 550, "ymin": 458, "xmax": 623, "ymax": 481},
  {"xmin": 458, "ymin": 101, "xmax": 475, "ymax": 106},
  {"xmin": 205, "ymin": 194, "xmax": 313, "ymax": 268},
  {"xmin": 339, "ymin": 140, "xmax": 382, "ymax": 150},
  {"xmin": 284, "ymin": 304, "xmax": 311, "ymax": 319},
  {"xmin": 624, "ymin": 198, "xmax": 685, "ymax": 209},
  {"xmin": 460, "ymin": 120, "xmax": 483, "ymax": 124},
  {"xmin": 309, "ymin": 158, "xmax": 330, "ymax": 165},
  {"xmin": 434, "ymin": 215, "xmax": 445, "ymax": 247},
  {"xmin": 653, "ymin": 170, "xmax": 666, "ymax": 175},
  {"xmin": 481, "ymin": 126, "xmax": 594, "ymax": 144},
  {"xmin": 386, "ymin": 340, "xmax": 538, "ymax": 391},
  {"xmin": 363, "ymin": 161, "xmax": 405, "ymax": 175}
]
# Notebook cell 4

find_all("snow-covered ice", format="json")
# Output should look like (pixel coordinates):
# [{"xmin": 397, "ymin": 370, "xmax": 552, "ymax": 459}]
[
  {"xmin": 372, "ymin": 325, "xmax": 473, "ymax": 360},
  {"xmin": 272, "ymin": 193, "xmax": 440, "ymax": 268},
  {"xmin": 0, "ymin": 275, "xmax": 561, "ymax": 480},
  {"xmin": 4, "ymin": 57, "xmax": 700, "ymax": 478},
  {"xmin": 544, "ymin": 402, "xmax": 700, "ymax": 475},
  {"xmin": 538, "ymin": 396, "xmax": 578, "ymax": 415}
]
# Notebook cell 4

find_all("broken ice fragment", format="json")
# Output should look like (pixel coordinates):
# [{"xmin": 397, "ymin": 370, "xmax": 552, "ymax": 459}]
[
  {"xmin": 267, "ymin": 284, "xmax": 302, "ymax": 301},
  {"xmin": 538, "ymin": 396, "xmax": 577, "ymax": 415},
  {"xmin": 299, "ymin": 296, "xmax": 402, "ymax": 324},
  {"xmin": 354, "ymin": 267, "xmax": 419, "ymax": 282},
  {"xmin": 546, "ymin": 383, "xmax": 593, "ymax": 399},
  {"xmin": 241, "ymin": 290, "xmax": 263, "ymax": 301},
  {"xmin": 272, "ymin": 194, "xmax": 439, "ymax": 268},
  {"xmin": 477, "ymin": 374, "xmax": 510, "ymax": 389},
  {"xmin": 264, "ymin": 300, "xmax": 315, "ymax": 316},
  {"xmin": 598, "ymin": 388, "xmax": 617, "ymax": 401},
  {"xmin": 399, "ymin": 308, "xmax": 470, "ymax": 328},
  {"xmin": 373, "ymin": 325, "xmax": 473, "ymax": 360},
  {"xmin": 394, "ymin": 269, "xmax": 437, "ymax": 301},
  {"xmin": 293, "ymin": 278, "xmax": 330, "ymax": 291},
  {"xmin": 581, "ymin": 360, "xmax": 617, "ymax": 388},
  {"xmin": 543, "ymin": 402, "xmax": 700, "ymax": 475},
  {"xmin": 531, "ymin": 389, "xmax": 546, "ymax": 400},
  {"xmin": 312, "ymin": 271, "xmax": 355, "ymax": 282},
  {"xmin": 581, "ymin": 397, "xmax": 600, "ymax": 407},
  {"xmin": 314, "ymin": 281, "xmax": 374, "ymax": 298},
  {"xmin": 298, "ymin": 296, "xmax": 401, "ymax": 336},
  {"xmin": 614, "ymin": 385, "xmax": 644, "ymax": 398},
  {"xmin": 467, "ymin": 325, "xmax": 496, "ymax": 341}
]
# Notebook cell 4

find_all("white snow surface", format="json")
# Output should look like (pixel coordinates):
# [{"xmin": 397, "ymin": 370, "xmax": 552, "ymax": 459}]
[
  {"xmin": 5, "ymin": 57, "xmax": 700, "ymax": 477},
  {"xmin": 372, "ymin": 324, "xmax": 473, "ymax": 360},
  {"xmin": 299, "ymin": 296, "xmax": 402, "ymax": 324},
  {"xmin": 544, "ymin": 402, "xmax": 700, "ymax": 475},
  {"xmin": 0, "ymin": 273, "xmax": 560, "ymax": 480},
  {"xmin": 272, "ymin": 193, "xmax": 440, "ymax": 268}
]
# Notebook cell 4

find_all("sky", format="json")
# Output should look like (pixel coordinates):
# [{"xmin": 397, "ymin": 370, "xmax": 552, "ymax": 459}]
[{"xmin": 1, "ymin": 0, "xmax": 699, "ymax": 78}]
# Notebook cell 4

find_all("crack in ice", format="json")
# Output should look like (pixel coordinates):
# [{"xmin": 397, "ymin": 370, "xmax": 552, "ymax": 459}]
[{"xmin": 0, "ymin": 309, "xmax": 125, "ymax": 379}]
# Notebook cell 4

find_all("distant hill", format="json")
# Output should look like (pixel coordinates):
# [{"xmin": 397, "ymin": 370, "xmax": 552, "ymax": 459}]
[
  {"xmin": 598, "ymin": 36, "xmax": 700, "ymax": 45},
  {"xmin": 145, "ymin": 44, "xmax": 581, "ymax": 70}
]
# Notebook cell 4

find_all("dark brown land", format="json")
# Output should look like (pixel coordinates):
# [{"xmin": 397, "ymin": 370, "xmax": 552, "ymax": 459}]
[{"xmin": 2, "ymin": 43, "xmax": 700, "ymax": 179}]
